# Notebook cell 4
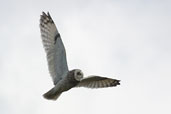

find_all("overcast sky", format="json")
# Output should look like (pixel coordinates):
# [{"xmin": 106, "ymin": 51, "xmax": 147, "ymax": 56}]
[{"xmin": 0, "ymin": 0, "xmax": 171, "ymax": 114}]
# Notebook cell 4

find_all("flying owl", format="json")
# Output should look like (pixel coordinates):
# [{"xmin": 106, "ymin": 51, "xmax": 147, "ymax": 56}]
[{"xmin": 39, "ymin": 12, "xmax": 120, "ymax": 100}]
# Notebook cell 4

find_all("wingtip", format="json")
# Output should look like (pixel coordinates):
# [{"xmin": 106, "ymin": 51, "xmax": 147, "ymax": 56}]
[
  {"xmin": 113, "ymin": 79, "xmax": 121, "ymax": 86},
  {"xmin": 42, "ymin": 11, "xmax": 46, "ymax": 16},
  {"xmin": 41, "ymin": 11, "xmax": 49, "ymax": 17},
  {"xmin": 47, "ymin": 12, "xmax": 50, "ymax": 16},
  {"xmin": 117, "ymin": 79, "xmax": 121, "ymax": 85},
  {"xmin": 41, "ymin": 11, "xmax": 50, "ymax": 15},
  {"xmin": 40, "ymin": 11, "xmax": 54, "ymax": 24}
]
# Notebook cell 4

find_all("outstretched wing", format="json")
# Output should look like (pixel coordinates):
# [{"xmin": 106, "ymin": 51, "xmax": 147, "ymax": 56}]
[
  {"xmin": 76, "ymin": 76, "xmax": 120, "ymax": 88},
  {"xmin": 40, "ymin": 12, "xmax": 68, "ymax": 85}
]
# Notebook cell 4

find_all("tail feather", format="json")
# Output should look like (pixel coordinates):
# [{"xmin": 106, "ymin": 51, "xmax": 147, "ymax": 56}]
[{"xmin": 43, "ymin": 87, "xmax": 62, "ymax": 100}]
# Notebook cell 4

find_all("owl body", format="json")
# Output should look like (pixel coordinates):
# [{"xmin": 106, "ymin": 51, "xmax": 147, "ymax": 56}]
[
  {"xmin": 58, "ymin": 69, "xmax": 81, "ymax": 92},
  {"xmin": 43, "ymin": 69, "xmax": 82, "ymax": 100}
]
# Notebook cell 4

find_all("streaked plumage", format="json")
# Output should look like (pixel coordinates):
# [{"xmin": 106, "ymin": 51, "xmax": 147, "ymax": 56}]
[{"xmin": 39, "ymin": 12, "xmax": 120, "ymax": 101}]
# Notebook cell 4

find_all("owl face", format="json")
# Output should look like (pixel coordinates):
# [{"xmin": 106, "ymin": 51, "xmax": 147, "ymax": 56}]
[{"xmin": 74, "ymin": 69, "xmax": 83, "ymax": 81}]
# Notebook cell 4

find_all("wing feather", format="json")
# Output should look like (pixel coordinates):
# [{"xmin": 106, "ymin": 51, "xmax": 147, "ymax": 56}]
[
  {"xmin": 76, "ymin": 76, "xmax": 120, "ymax": 88},
  {"xmin": 40, "ymin": 12, "xmax": 68, "ymax": 85}
]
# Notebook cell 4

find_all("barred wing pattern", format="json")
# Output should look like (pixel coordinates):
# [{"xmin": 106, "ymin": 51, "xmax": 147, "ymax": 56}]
[
  {"xmin": 77, "ymin": 76, "xmax": 120, "ymax": 88},
  {"xmin": 40, "ymin": 12, "xmax": 68, "ymax": 85}
]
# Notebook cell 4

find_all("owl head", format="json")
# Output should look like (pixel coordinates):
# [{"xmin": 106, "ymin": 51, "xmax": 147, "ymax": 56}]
[{"xmin": 74, "ymin": 69, "xmax": 83, "ymax": 81}]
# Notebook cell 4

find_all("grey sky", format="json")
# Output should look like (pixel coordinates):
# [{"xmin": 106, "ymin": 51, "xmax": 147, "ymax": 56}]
[{"xmin": 0, "ymin": 0, "xmax": 171, "ymax": 114}]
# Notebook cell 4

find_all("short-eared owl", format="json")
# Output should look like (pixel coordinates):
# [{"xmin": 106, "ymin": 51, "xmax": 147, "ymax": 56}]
[{"xmin": 39, "ymin": 12, "xmax": 120, "ymax": 100}]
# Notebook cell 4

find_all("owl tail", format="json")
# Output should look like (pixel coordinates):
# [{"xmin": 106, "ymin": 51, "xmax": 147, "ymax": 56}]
[{"xmin": 43, "ymin": 87, "xmax": 62, "ymax": 100}]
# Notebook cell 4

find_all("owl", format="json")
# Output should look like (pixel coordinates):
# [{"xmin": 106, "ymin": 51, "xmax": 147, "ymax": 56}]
[{"xmin": 39, "ymin": 12, "xmax": 120, "ymax": 100}]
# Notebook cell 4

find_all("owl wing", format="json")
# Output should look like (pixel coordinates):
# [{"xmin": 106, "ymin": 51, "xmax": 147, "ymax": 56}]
[
  {"xmin": 76, "ymin": 76, "xmax": 120, "ymax": 88},
  {"xmin": 40, "ymin": 12, "xmax": 68, "ymax": 85}
]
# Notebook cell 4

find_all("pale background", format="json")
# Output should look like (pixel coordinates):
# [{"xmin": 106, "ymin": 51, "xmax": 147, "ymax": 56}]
[{"xmin": 0, "ymin": 0, "xmax": 171, "ymax": 114}]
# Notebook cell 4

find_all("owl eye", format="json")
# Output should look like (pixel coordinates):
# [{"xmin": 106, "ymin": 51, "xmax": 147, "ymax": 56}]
[{"xmin": 77, "ymin": 72, "xmax": 81, "ymax": 75}]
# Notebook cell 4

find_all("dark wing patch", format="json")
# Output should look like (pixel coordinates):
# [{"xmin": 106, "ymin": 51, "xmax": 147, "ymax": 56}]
[{"xmin": 54, "ymin": 33, "xmax": 61, "ymax": 44}]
